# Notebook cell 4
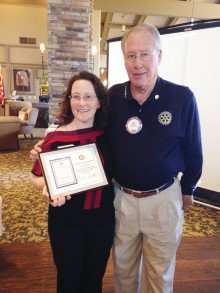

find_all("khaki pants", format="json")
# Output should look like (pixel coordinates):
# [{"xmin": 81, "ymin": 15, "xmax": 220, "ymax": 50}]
[{"xmin": 113, "ymin": 178, "xmax": 184, "ymax": 293}]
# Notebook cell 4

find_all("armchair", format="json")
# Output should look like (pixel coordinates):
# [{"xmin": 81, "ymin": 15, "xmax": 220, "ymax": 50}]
[
  {"xmin": 4, "ymin": 100, "xmax": 32, "ymax": 116},
  {"xmin": 19, "ymin": 107, "xmax": 39, "ymax": 139},
  {"xmin": 0, "ymin": 116, "xmax": 21, "ymax": 150}
]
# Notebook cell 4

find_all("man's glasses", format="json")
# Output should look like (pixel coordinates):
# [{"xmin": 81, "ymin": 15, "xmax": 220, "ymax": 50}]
[
  {"xmin": 125, "ymin": 50, "xmax": 158, "ymax": 63},
  {"xmin": 69, "ymin": 94, "xmax": 97, "ymax": 103}
]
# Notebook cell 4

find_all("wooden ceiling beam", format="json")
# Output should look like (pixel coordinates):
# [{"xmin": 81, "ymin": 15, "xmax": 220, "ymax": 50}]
[
  {"xmin": 134, "ymin": 15, "xmax": 147, "ymax": 26},
  {"xmin": 100, "ymin": 12, "xmax": 113, "ymax": 54}
]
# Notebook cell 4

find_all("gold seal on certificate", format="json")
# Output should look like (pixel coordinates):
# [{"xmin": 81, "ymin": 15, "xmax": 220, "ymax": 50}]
[
  {"xmin": 39, "ymin": 143, "xmax": 108, "ymax": 200},
  {"xmin": 126, "ymin": 116, "xmax": 143, "ymax": 134}
]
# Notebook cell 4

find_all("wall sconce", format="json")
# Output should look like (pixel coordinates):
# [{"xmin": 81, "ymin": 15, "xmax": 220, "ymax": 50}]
[
  {"xmin": 92, "ymin": 45, "xmax": 97, "ymax": 56},
  {"xmin": 100, "ymin": 68, "xmax": 105, "ymax": 75},
  {"xmin": 40, "ymin": 43, "xmax": 45, "ymax": 74}
]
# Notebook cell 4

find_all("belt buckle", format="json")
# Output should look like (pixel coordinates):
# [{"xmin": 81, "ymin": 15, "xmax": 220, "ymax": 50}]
[
  {"xmin": 131, "ymin": 189, "xmax": 141, "ymax": 197},
  {"xmin": 132, "ymin": 190, "xmax": 142, "ymax": 196}
]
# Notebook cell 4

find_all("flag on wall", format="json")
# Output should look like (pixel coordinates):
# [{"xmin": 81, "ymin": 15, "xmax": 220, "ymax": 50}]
[{"xmin": 0, "ymin": 70, "xmax": 5, "ymax": 106}]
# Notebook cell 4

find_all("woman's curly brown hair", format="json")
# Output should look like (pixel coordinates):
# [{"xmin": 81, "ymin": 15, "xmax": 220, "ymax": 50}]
[{"xmin": 56, "ymin": 71, "xmax": 109, "ymax": 130}]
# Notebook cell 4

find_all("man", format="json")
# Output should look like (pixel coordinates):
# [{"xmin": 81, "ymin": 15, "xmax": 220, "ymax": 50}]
[
  {"xmin": 31, "ymin": 24, "xmax": 202, "ymax": 293},
  {"xmin": 108, "ymin": 23, "xmax": 202, "ymax": 293}
]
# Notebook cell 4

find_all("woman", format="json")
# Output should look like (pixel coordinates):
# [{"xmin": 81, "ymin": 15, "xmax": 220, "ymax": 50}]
[{"xmin": 30, "ymin": 71, "xmax": 115, "ymax": 293}]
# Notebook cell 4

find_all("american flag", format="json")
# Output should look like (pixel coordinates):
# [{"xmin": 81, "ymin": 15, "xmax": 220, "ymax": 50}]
[{"xmin": 0, "ymin": 71, "xmax": 5, "ymax": 106}]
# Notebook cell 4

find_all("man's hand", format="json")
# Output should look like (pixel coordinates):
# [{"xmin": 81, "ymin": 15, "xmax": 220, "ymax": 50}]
[
  {"xmin": 182, "ymin": 194, "xmax": 194, "ymax": 211},
  {"xmin": 30, "ymin": 140, "xmax": 44, "ymax": 162}
]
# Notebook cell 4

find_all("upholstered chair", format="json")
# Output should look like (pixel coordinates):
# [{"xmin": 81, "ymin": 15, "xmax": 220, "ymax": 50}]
[
  {"xmin": 18, "ymin": 107, "xmax": 39, "ymax": 139},
  {"xmin": 4, "ymin": 100, "xmax": 32, "ymax": 116},
  {"xmin": 0, "ymin": 116, "xmax": 21, "ymax": 150}
]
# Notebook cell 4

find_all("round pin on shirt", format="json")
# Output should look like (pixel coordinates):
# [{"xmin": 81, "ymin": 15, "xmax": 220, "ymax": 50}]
[{"xmin": 126, "ymin": 117, "xmax": 143, "ymax": 134}]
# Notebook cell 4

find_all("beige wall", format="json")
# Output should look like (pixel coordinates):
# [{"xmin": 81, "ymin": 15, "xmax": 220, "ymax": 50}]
[
  {"xmin": 0, "ymin": 4, "xmax": 101, "ymax": 100},
  {"xmin": 0, "ymin": 4, "xmax": 47, "ymax": 45},
  {"xmin": 0, "ymin": 4, "xmax": 47, "ymax": 100}
]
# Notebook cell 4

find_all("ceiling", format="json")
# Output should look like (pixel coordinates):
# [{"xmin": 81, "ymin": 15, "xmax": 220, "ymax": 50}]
[
  {"xmin": 1, "ymin": 0, "xmax": 220, "ymax": 54},
  {"xmin": 95, "ymin": 0, "xmax": 220, "ymax": 54}
]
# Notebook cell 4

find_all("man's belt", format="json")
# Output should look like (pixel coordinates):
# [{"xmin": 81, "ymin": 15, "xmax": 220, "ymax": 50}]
[{"xmin": 117, "ymin": 178, "xmax": 175, "ymax": 198}]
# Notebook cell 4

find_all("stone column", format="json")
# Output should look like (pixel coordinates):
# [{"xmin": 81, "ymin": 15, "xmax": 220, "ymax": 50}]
[{"xmin": 47, "ymin": 0, "xmax": 93, "ymax": 122}]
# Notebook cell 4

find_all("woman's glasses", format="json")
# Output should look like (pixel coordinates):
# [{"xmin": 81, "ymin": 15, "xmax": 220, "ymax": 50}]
[{"xmin": 69, "ymin": 94, "xmax": 97, "ymax": 103}]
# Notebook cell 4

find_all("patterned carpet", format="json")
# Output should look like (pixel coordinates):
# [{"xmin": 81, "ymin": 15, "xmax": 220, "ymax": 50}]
[
  {"xmin": 0, "ymin": 129, "xmax": 220, "ymax": 243},
  {"xmin": 0, "ymin": 129, "xmax": 49, "ymax": 243}
]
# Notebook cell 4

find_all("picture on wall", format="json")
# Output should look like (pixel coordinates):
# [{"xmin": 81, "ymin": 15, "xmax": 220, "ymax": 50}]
[{"xmin": 12, "ymin": 68, "xmax": 33, "ymax": 94}]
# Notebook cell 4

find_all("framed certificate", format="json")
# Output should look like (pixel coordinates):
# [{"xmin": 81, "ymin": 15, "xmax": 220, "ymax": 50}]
[{"xmin": 39, "ymin": 143, "xmax": 108, "ymax": 200}]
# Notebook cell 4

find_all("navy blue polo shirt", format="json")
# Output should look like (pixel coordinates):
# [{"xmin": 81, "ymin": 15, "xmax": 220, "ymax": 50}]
[{"xmin": 108, "ymin": 76, "xmax": 203, "ymax": 195}]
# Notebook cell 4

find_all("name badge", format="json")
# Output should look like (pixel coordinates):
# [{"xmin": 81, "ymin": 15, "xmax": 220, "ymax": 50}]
[{"xmin": 126, "ymin": 117, "xmax": 142, "ymax": 134}]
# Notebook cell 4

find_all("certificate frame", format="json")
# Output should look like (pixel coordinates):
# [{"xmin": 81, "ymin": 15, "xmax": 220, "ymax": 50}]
[{"xmin": 39, "ymin": 143, "xmax": 108, "ymax": 200}]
